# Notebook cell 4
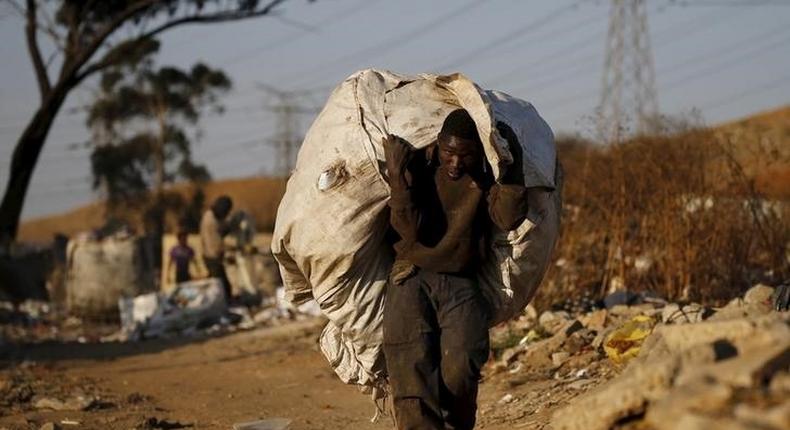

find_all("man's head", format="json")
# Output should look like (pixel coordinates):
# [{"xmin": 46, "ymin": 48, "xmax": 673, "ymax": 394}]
[
  {"xmin": 177, "ymin": 230, "xmax": 188, "ymax": 246},
  {"xmin": 437, "ymin": 109, "xmax": 483, "ymax": 181},
  {"xmin": 211, "ymin": 195, "xmax": 233, "ymax": 220}
]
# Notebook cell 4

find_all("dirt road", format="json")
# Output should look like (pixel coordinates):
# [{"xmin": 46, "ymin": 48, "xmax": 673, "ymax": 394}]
[{"xmin": 0, "ymin": 319, "xmax": 575, "ymax": 430}]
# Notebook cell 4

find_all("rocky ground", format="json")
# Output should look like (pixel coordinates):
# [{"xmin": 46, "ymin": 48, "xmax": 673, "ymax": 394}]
[{"xmin": 0, "ymin": 284, "xmax": 788, "ymax": 430}]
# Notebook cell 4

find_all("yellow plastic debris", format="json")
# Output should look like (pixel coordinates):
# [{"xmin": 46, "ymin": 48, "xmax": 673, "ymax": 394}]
[{"xmin": 603, "ymin": 315, "xmax": 656, "ymax": 364}]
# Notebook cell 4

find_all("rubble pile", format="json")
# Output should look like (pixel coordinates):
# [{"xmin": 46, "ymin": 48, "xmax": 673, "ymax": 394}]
[
  {"xmin": 482, "ymin": 284, "xmax": 789, "ymax": 430},
  {"xmin": 1, "ymin": 285, "xmax": 322, "ymax": 347}
]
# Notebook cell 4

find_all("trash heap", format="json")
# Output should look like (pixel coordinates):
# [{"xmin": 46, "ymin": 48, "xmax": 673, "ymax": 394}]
[
  {"xmin": 115, "ymin": 282, "xmax": 322, "ymax": 342},
  {"xmin": 0, "ymin": 285, "xmax": 322, "ymax": 347},
  {"xmin": 484, "ymin": 284, "xmax": 789, "ymax": 430}
]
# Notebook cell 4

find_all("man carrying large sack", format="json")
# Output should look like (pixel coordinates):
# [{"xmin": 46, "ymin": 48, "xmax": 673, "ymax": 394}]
[{"xmin": 383, "ymin": 109, "xmax": 528, "ymax": 430}]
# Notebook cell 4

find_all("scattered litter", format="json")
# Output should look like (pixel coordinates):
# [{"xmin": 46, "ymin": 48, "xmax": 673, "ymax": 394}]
[
  {"xmin": 518, "ymin": 329, "xmax": 546, "ymax": 345},
  {"xmin": 118, "ymin": 279, "xmax": 226, "ymax": 340},
  {"xmin": 34, "ymin": 395, "xmax": 96, "ymax": 411},
  {"xmin": 233, "ymin": 418, "xmax": 292, "ymax": 430},
  {"xmin": 603, "ymin": 315, "xmax": 656, "ymax": 364},
  {"xmin": 138, "ymin": 417, "xmax": 192, "ymax": 429}
]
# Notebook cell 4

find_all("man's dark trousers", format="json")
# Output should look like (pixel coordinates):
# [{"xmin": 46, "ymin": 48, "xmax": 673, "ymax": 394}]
[
  {"xmin": 203, "ymin": 257, "xmax": 231, "ymax": 299},
  {"xmin": 384, "ymin": 269, "xmax": 490, "ymax": 430}
]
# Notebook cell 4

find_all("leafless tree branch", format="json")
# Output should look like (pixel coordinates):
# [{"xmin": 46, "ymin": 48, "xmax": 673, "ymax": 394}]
[
  {"xmin": 74, "ymin": 0, "xmax": 288, "ymax": 83},
  {"xmin": 25, "ymin": 0, "xmax": 51, "ymax": 99}
]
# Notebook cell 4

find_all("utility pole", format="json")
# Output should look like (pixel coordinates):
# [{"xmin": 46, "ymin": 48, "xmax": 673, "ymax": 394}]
[
  {"xmin": 598, "ymin": 0, "xmax": 659, "ymax": 143},
  {"xmin": 257, "ymin": 83, "xmax": 323, "ymax": 177}
]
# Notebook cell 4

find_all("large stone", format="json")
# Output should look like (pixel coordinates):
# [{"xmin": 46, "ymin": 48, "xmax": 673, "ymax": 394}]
[
  {"xmin": 708, "ymin": 296, "xmax": 773, "ymax": 322},
  {"xmin": 675, "ymin": 340, "xmax": 790, "ymax": 388},
  {"xmin": 645, "ymin": 378, "xmax": 733, "ymax": 430},
  {"xmin": 551, "ymin": 339, "xmax": 682, "ymax": 430},
  {"xmin": 637, "ymin": 314, "xmax": 788, "ymax": 362},
  {"xmin": 551, "ymin": 314, "xmax": 790, "ymax": 430}
]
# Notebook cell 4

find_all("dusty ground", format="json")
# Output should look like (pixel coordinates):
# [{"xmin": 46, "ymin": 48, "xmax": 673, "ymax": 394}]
[
  {"xmin": 0, "ymin": 318, "xmax": 593, "ymax": 430},
  {"xmin": 3, "ymin": 287, "xmax": 786, "ymax": 430}
]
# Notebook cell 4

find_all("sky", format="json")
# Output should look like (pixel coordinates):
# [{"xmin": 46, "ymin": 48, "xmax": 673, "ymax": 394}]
[{"xmin": 1, "ymin": 0, "xmax": 789, "ymax": 221}]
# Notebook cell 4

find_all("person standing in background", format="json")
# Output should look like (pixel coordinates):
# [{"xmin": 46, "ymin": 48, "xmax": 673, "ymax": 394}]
[
  {"xmin": 167, "ymin": 230, "xmax": 196, "ymax": 284},
  {"xmin": 200, "ymin": 195, "xmax": 233, "ymax": 299}
]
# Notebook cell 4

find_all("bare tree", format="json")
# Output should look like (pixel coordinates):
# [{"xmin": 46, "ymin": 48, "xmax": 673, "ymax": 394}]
[{"xmin": 0, "ymin": 0, "xmax": 294, "ymax": 250}]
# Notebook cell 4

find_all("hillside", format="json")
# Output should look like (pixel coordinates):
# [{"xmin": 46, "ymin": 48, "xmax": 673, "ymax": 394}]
[
  {"xmin": 714, "ymin": 105, "xmax": 790, "ymax": 199},
  {"xmin": 18, "ymin": 177, "xmax": 286, "ymax": 243}
]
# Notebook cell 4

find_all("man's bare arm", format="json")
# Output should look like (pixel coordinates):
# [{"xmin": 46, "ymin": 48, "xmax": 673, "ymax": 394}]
[
  {"xmin": 488, "ymin": 122, "xmax": 528, "ymax": 231},
  {"xmin": 488, "ymin": 183, "xmax": 528, "ymax": 231},
  {"xmin": 384, "ymin": 134, "xmax": 419, "ymax": 245}
]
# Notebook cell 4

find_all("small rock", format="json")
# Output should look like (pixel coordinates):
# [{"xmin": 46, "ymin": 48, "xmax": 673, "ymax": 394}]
[
  {"xmin": 540, "ymin": 310, "xmax": 572, "ymax": 334},
  {"xmin": 524, "ymin": 304, "xmax": 538, "ymax": 320},
  {"xmin": 567, "ymin": 379, "xmax": 593, "ymax": 390},
  {"xmin": 501, "ymin": 344, "xmax": 527, "ymax": 365},
  {"xmin": 561, "ymin": 320, "xmax": 585, "ymax": 337},
  {"xmin": 508, "ymin": 376, "xmax": 528, "ymax": 388},
  {"xmin": 552, "ymin": 352, "xmax": 570, "ymax": 368},
  {"xmin": 39, "ymin": 423, "xmax": 57, "ymax": 430},
  {"xmin": 581, "ymin": 309, "xmax": 608, "ymax": 332},
  {"xmin": 498, "ymin": 393, "xmax": 515, "ymax": 404},
  {"xmin": 564, "ymin": 328, "xmax": 595, "ymax": 354}
]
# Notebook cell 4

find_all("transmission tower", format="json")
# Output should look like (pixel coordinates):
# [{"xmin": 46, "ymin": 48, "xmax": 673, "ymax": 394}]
[
  {"xmin": 257, "ymin": 83, "xmax": 323, "ymax": 176},
  {"xmin": 598, "ymin": 0, "xmax": 659, "ymax": 142}
]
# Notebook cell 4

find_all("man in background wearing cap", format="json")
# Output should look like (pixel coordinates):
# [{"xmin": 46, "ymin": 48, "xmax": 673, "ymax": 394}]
[{"xmin": 383, "ymin": 109, "xmax": 529, "ymax": 429}]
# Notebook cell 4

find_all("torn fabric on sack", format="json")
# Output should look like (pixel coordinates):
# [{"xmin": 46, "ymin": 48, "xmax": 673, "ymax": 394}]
[{"xmin": 271, "ymin": 69, "xmax": 561, "ymax": 387}]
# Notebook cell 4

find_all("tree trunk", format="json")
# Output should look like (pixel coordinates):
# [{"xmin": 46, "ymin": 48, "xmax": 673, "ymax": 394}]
[{"xmin": 0, "ymin": 85, "xmax": 70, "ymax": 251}]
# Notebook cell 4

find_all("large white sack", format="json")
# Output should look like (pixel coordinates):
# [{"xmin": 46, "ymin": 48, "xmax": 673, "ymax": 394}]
[
  {"xmin": 67, "ymin": 234, "xmax": 153, "ymax": 318},
  {"xmin": 271, "ymin": 69, "xmax": 561, "ymax": 387}
]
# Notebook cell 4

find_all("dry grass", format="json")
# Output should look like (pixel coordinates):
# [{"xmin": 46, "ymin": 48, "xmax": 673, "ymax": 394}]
[{"xmin": 535, "ymin": 106, "xmax": 790, "ymax": 309}]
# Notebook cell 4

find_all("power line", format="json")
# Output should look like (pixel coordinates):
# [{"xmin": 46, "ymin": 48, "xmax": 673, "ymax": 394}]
[
  {"xmin": 283, "ymin": 0, "xmax": 496, "ymax": 88},
  {"xmin": 661, "ymin": 32, "xmax": 790, "ymax": 93},
  {"xmin": 435, "ymin": 1, "xmax": 586, "ymax": 72},
  {"xmin": 485, "ymin": 27, "xmax": 607, "ymax": 88},
  {"xmin": 538, "ymin": 29, "xmax": 790, "ymax": 115},
  {"xmin": 500, "ymin": 3, "xmax": 747, "ymax": 100},
  {"xmin": 488, "ymin": 0, "xmax": 735, "ymax": 92},
  {"xmin": 656, "ymin": 23, "xmax": 789, "ymax": 76},
  {"xmin": 701, "ymin": 75, "xmax": 790, "ymax": 112},
  {"xmin": 665, "ymin": 0, "xmax": 790, "ymax": 7},
  {"xmin": 256, "ymin": 82, "xmax": 323, "ymax": 176},
  {"xmin": 220, "ymin": 0, "xmax": 385, "ymax": 68}
]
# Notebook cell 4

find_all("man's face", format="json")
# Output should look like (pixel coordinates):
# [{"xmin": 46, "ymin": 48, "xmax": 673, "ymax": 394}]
[{"xmin": 437, "ymin": 135, "xmax": 482, "ymax": 180}]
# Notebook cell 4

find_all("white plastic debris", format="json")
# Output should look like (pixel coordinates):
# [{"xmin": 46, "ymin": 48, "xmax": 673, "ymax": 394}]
[{"xmin": 118, "ymin": 278, "xmax": 226, "ymax": 340}]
